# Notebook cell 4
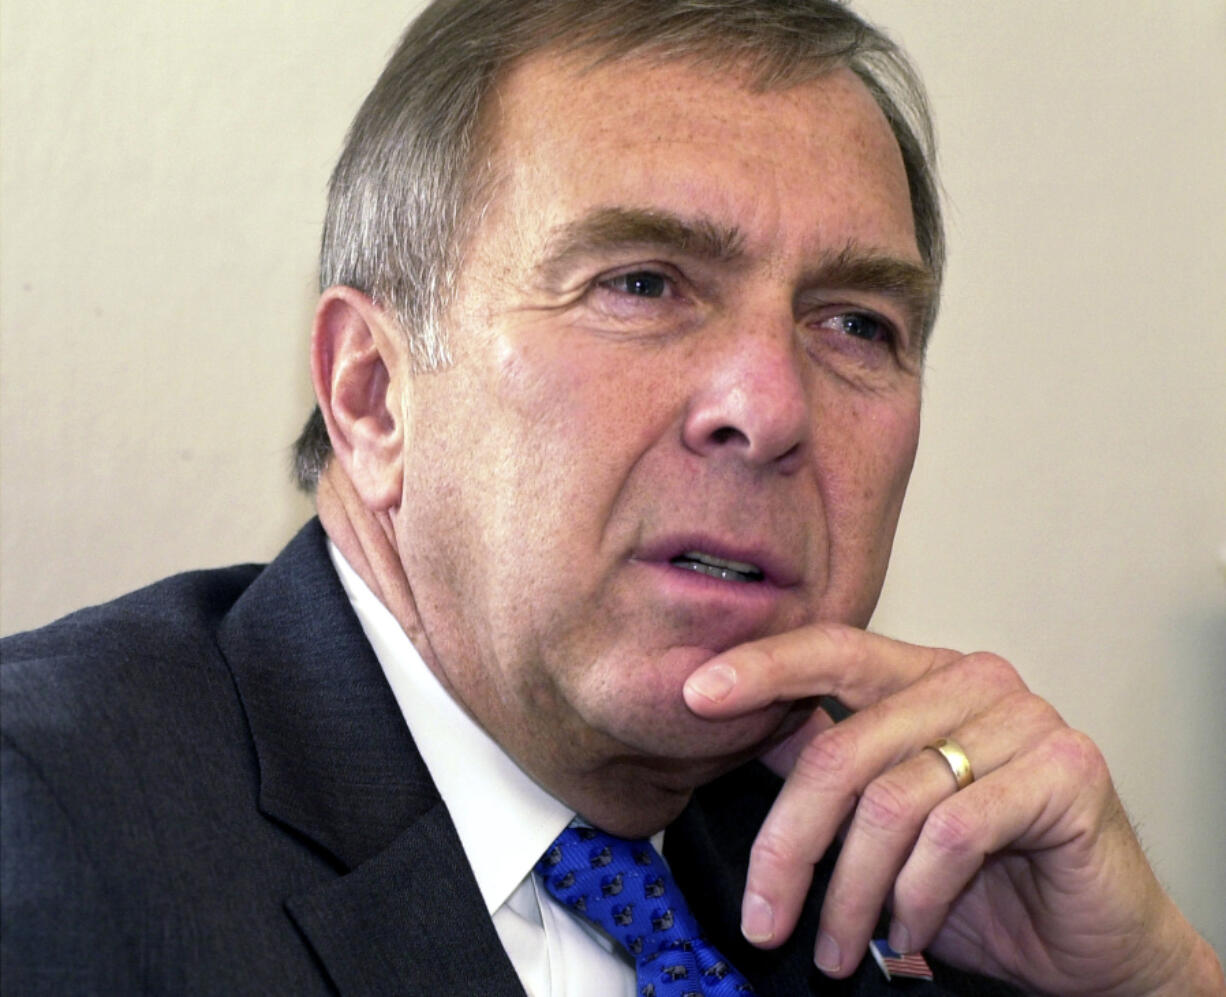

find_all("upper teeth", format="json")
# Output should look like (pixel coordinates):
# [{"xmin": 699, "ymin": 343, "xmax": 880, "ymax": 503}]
[
  {"xmin": 679, "ymin": 550, "xmax": 761, "ymax": 575},
  {"xmin": 670, "ymin": 550, "xmax": 766, "ymax": 583}
]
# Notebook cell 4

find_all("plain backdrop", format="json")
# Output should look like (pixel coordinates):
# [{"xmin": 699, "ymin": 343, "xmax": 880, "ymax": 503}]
[{"xmin": 3, "ymin": 0, "xmax": 1224, "ymax": 959}]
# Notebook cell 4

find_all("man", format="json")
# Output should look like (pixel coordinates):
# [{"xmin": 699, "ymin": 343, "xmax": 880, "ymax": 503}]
[{"xmin": 3, "ymin": 0, "xmax": 1222, "ymax": 994}]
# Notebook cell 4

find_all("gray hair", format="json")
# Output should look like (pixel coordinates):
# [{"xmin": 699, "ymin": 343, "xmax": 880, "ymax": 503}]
[{"xmin": 294, "ymin": 0, "xmax": 943, "ymax": 490}]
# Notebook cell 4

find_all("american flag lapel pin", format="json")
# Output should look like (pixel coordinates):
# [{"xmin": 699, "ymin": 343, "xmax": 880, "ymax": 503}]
[{"xmin": 869, "ymin": 938, "xmax": 934, "ymax": 982}]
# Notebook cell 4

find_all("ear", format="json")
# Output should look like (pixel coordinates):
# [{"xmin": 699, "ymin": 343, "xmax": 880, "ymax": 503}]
[{"xmin": 310, "ymin": 286, "xmax": 406, "ymax": 512}]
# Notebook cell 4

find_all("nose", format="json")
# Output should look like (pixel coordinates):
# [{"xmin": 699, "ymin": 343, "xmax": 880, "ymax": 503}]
[{"xmin": 681, "ymin": 320, "xmax": 811, "ymax": 473}]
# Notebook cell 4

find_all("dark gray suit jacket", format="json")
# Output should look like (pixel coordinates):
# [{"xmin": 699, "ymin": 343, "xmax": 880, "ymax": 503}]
[{"xmin": 1, "ymin": 520, "xmax": 1018, "ymax": 995}]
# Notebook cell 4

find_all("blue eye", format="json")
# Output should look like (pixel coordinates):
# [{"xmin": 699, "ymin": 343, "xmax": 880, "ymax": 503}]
[
  {"xmin": 835, "ymin": 312, "xmax": 891, "ymax": 343},
  {"xmin": 606, "ymin": 271, "xmax": 668, "ymax": 297}
]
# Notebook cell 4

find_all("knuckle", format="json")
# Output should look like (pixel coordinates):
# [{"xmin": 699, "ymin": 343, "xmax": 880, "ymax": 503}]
[
  {"xmin": 997, "ymin": 688, "xmax": 1063, "ymax": 735},
  {"xmin": 750, "ymin": 825, "xmax": 804, "ymax": 874},
  {"xmin": 921, "ymin": 804, "xmax": 982, "ymax": 861},
  {"xmin": 812, "ymin": 620, "xmax": 855, "ymax": 647},
  {"xmin": 810, "ymin": 621, "xmax": 858, "ymax": 669},
  {"xmin": 961, "ymin": 650, "xmax": 1024, "ymax": 692},
  {"xmin": 791, "ymin": 726, "xmax": 858, "ymax": 789},
  {"xmin": 1016, "ymin": 690, "xmax": 1063, "ymax": 728},
  {"xmin": 1044, "ymin": 727, "xmax": 1108, "ymax": 784},
  {"xmin": 924, "ymin": 646, "xmax": 961, "ymax": 677},
  {"xmin": 857, "ymin": 776, "xmax": 921, "ymax": 837},
  {"xmin": 1039, "ymin": 727, "xmax": 1121, "ymax": 836}
]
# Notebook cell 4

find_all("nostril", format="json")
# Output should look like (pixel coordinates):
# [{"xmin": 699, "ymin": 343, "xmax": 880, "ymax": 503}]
[{"xmin": 710, "ymin": 426, "xmax": 743, "ymax": 446}]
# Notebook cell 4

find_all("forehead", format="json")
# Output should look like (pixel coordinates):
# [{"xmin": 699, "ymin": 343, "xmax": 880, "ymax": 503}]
[{"xmin": 477, "ymin": 50, "xmax": 919, "ymax": 264}]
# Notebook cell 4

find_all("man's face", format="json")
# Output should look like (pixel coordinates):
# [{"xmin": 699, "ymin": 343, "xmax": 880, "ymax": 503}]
[{"xmin": 390, "ymin": 52, "xmax": 929, "ymax": 828}]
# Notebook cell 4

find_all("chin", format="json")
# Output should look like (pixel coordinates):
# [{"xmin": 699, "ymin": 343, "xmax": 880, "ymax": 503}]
[
  {"xmin": 542, "ymin": 697, "xmax": 815, "ymax": 841},
  {"xmin": 576, "ymin": 784, "xmax": 695, "ymax": 838},
  {"xmin": 584, "ymin": 691, "xmax": 803, "ymax": 779},
  {"xmin": 574, "ymin": 705, "xmax": 806, "ymax": 837},
  {"xmin": 579, "ymin": 644, "xmax": 800, "ymax": 760}
]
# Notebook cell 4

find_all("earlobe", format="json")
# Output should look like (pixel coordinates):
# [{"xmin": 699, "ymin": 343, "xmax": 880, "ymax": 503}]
[{"xmin": 310, "ymin": 286, "xmax": 406, "ymax": 511}]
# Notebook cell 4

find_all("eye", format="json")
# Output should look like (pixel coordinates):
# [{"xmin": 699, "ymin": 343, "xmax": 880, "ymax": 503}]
[
  {"xmin": 827, "ymin": 311, "xmax": 893, "ymax": 344},
  {"xmin": 601, "ymin": 270, "xmax": 670, "ymax": 298}
]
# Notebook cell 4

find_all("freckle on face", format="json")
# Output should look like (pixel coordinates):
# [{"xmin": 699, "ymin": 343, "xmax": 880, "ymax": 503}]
[{"xmin": 392, "ymin": 54, "xmax": 923, "ymax": 817}]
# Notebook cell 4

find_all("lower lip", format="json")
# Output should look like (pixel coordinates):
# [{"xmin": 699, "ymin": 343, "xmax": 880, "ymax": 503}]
[{"xmin": 632, "ymin": 558, "xmax": 789, "ymax": 616}]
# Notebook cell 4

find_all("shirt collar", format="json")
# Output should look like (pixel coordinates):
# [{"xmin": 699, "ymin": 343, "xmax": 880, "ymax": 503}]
[{"xmin": 327, "ymin": 541, "xmax": 573, "ymax": 914}]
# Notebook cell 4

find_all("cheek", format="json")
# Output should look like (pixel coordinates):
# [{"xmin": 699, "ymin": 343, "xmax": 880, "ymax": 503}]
[
  {"xmin": 806, "ymin": 391, "xmax": 918, "ymax": 626},
  {"xmin": 491, "ymin": 332, "xmax": 681, "ymax": 492},
  {"xmin": 871, "ymin": 397, "xmax": 921, "ymax": 499},
  {"xmin": 819, "ymin": 390, "xmax": 920, "ymax": 540}
]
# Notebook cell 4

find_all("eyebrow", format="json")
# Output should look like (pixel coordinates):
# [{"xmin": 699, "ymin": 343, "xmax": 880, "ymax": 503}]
[{"xmin": 536, "ymin": 207, "xmax": 746, "ymax": 285}]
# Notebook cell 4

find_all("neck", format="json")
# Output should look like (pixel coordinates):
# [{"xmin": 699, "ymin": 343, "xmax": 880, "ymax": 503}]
[
  {"xmin": 315, "ymin": 462, "xmax": 436, "ymax": 665},
  {"xmin": 314, "ymin": 462, "xmax": 706, "ymax": 838}
]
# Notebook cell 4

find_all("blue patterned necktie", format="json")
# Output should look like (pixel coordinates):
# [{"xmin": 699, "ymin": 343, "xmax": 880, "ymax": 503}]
[{"xmin": 535, "ymin": 826, "xmax": 754, "ymax": 996}]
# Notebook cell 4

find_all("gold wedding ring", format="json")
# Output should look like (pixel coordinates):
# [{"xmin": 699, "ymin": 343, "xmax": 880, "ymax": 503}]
[{"xmin": 926, "ymin": 737, "xmax": 974, "ymax": 790}]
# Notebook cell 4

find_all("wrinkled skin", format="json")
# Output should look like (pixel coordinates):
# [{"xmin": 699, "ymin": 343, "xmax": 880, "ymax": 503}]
[{"xmin": 312, "ymin": 51, "xmax": 1224, "ymax": 997}]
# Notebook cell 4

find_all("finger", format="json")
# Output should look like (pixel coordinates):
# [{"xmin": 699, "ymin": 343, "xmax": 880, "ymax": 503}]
[
  {"xmin": 740, "ymin": 654, "xmax": 1027, "ymax": 950},
  {"xmin": 683, "ymin": 623, "xmax": 960, "ymax": 719},
  {"xmin": 807, "ymin": 742, "xmax": 959, "ymax": 974},
  {"xmin": 758, "ymin": 702, "xmax": 837, "ymax": 778},
  {"xmin": 813, "ymin": 691, "xmax": 1061, "ymax": 976},
  {"xmin": 891, "ymin": 726, "xmax": 1115, "ymax": 957}
]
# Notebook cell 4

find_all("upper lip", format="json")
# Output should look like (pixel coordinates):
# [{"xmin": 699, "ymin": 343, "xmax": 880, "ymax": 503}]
[{"xmin": 633, "ymin": 532, "xmax": 804, "ymax": 589}]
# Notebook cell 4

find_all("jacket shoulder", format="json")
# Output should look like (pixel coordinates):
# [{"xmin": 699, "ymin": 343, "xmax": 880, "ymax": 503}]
[
  {"xmin": 2, "ymin": 561, "xmax": 262, "ymax": 666},
  {"xmin": 0, "ymin": 524, "xmax": 350, "ymax": 994},
  {"xmin": 1, "ymin": 561, "xmax": 266, "ymax": 780}
]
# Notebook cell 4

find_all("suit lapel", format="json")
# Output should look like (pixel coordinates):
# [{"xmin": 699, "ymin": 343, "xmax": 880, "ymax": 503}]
[
  {"xmin": 217, "ymin": 520, "xmax": 524, "ymax": 996},
  {"xmin": 286, "ymin": 804, "xmax": 525, "ymax": 996},
  {"xmin": 218, "ymin": 520, "xmax": 428, "ymax": 867}
]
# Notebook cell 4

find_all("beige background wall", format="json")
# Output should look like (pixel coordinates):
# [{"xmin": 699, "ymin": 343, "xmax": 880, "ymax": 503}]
[{"xmin": 3, "ymin": 0, "xmax": 1223, "ymax": 958}]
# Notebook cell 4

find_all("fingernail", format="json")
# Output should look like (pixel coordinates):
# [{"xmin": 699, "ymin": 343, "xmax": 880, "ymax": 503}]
[
  {"xmin": 686, "ymin": 663, "xmax": 736, "ymax": 703},
  {"xmin": 888, "ymin": 920, "xmax": 911, "ymax": 954},
  {"xmin": 741, "ymin": 892, "xmax": 774, "ymax": 943},
  {"xmin": 815, "ymin": 931, "xmax": 842, "ymax": 973}
]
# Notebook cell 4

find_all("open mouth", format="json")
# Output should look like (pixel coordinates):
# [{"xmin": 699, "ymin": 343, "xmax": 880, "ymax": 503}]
[{"xmin": 669, "ymin": 550, "xmax": 765, "ymax": 584}]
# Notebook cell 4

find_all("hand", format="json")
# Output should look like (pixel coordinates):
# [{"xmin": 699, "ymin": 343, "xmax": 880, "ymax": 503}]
[{"xmin": 682, "ymin": 624, "xmax": 1225, "ymax": 996}]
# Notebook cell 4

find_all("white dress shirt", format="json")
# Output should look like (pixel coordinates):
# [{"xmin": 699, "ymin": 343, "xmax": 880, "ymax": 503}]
[{"xmin": 328, "ymin": 542, "xmax": 641, "ymax": 997}]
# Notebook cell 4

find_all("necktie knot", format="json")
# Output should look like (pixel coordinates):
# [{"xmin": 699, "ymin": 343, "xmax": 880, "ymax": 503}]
[{"xmin": 536, "ymin": 826, "xmax": 753, "ymax": 996}]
